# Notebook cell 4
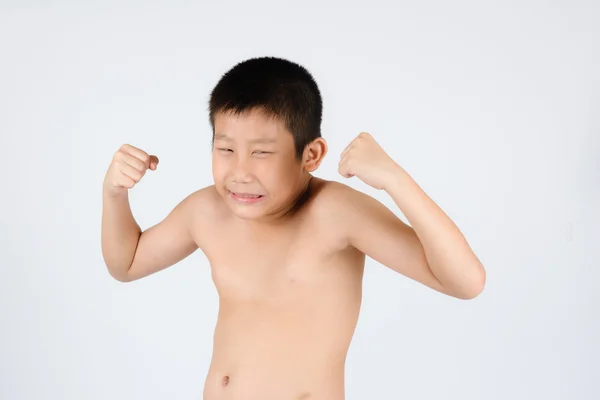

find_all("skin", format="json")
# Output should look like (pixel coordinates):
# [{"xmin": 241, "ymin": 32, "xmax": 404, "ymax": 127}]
[{"xmin": 101, "ymin": 108, "xmax": 485, "ymax": 400}]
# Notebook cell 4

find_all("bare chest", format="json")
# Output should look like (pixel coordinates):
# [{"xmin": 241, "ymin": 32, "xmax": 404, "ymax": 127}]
[
  {"xmin": 216, "ymin": 238, "xmax": 323, "ymax": 301},
  {"xmin": 202, "ymin": 226, "xmax": 337, "ymax": 303}
]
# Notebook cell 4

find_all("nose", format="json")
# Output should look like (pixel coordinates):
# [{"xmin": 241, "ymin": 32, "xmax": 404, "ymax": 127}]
[{"xmin": 232, "ymin": 154, "xmax": 255, "ymax": 184}]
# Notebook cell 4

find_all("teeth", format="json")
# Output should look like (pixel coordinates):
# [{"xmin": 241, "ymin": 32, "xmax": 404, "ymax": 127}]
[{"xmin": 235, "ymin": 193, "xmax": 260, "ymax": 198}]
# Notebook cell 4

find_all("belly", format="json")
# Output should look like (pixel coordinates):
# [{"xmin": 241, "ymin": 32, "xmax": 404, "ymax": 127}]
[{"xmin": 202, "ymin": 300, "xmax": 359, "ymax": 400}]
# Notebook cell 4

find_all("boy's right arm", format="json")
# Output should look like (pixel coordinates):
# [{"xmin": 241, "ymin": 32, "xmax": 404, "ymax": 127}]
[{"xmin": 101, "ymin": 144, "xmax": 199, "ymax": 282}]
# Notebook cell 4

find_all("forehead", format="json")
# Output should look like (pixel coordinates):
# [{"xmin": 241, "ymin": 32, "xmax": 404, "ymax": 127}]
[{"xmin": 213, "ymin": 110, "xmax": 290, "ymax": 142}]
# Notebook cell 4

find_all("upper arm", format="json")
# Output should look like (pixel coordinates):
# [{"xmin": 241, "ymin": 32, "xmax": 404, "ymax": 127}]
[
  {"xmin": 122, "ymin": 190, "xmax": 205, "ymax": 282},
  {"xmin": 329, "ymin": 182, "xmax": 450, "ymax": 295}
]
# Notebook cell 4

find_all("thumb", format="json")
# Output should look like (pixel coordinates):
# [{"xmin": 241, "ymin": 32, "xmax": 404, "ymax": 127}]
[{"xmin": 149, "ymin": 155, "xmax": 159, "ymax": 170}]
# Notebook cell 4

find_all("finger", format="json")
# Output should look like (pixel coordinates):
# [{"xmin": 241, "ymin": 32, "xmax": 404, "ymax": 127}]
[
  {"xmin": 116, "ymin": 174, "xmax": 136, "ymax": 189},
  {"xmin": 338, "ymin": 158, "xmax": 353, "ymax": 178},
  {"xmin": 149, "ymin": 155, "xmax": 159, "ymax": 171},
  {"xmin": 338, "ymin": 149, "xmax": 353, "ymax": 167},
  {"xmin": 337, "ymin": 154, "xmax": 345, "ymax": 169},
  {"xmin": 118, "ymin": 162, "xmax": 144, "ymax": 182},
  {"xmin": 121, "ymin": 144, "xmax": 151, "ymax": 167},
  {"xmin": 338, "ymin": 168, "xmax": 354, "ymax": 179},
  {"xmin": 340, "ymin": 141, "xmax": 355, "ymax": 160},
  {"xmin": 119, "ymin": 152, "xmax": 147, "ymax": 172}
]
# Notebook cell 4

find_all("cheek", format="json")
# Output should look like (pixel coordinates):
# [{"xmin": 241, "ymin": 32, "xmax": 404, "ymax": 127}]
[
  {"xmin": 259, "ymin": 162, "xmax": 299, "ymax": 194},
  {"xmin": 211, "ymin": 157, "xmax": 227, "ymax": 181}
]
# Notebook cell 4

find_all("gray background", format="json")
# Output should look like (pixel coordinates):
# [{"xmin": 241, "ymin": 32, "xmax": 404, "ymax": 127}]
[{"xmin": 1, "ymin": 1, "xmax": 598, "ymax": 399}]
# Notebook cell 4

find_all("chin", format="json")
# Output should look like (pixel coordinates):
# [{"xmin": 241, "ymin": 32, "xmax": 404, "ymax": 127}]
[
  {"xmin": 232, "ymin": 210, "xmax": 263, "ymax": 220},
  {"xmin": 228, "ymin": 205, "xmax": 269, "ymax": 220}
]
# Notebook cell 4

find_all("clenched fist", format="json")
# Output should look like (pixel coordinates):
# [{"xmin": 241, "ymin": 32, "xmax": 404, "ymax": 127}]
[
  {"xmin": 104, "ymin": 144, "xmax": 159, "ymax": 196},
  {"xmin": 338, "ymin": 132, "xmax": 399, "ymax": 190}
]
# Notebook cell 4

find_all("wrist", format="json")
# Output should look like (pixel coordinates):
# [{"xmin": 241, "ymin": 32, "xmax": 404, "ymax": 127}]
[
  {"xmin": 103, "ymin": 182, "xmax": 128, "ymax": 200},
  {"xmin": 382, "ymin": 163, "xmax": 410, "ymax": 192}
]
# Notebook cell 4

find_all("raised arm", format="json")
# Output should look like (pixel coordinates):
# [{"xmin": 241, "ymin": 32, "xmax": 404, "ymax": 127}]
[
  {"xmin": 101, "ymin": 144, "xmax": 199, "ymax": 282},
  {"xmin": 336, "ymin": 132, "xmax": 486, "ymax": 300}
]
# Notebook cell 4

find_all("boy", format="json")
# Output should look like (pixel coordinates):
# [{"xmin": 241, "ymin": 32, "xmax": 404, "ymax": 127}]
[{"xmin": 101, "ymin": 57, "xmax": 485, "ymax": 400}]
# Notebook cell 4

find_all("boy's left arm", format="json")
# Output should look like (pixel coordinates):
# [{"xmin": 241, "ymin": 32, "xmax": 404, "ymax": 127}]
[{"xmin": 337, "ymin": 132, "xmax": 486, "ymax": 300}]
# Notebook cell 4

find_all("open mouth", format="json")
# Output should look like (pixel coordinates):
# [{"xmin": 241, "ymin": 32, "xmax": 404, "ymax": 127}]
[{"xmin": 229, "ymin": 191, "xmax": 265, "ymax": 203}]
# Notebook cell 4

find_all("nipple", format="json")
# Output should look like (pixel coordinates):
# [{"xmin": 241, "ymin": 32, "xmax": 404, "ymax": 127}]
[{"xmin": 222, "ymin": 375, "xmax": 230, "ymax": 386}]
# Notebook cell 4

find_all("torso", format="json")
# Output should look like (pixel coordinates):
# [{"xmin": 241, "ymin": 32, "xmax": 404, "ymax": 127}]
[{"xmin": 193, "ymin": 179, "xmax": 365, "ymax": 400}]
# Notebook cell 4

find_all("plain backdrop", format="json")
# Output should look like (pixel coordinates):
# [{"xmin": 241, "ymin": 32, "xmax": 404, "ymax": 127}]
[{"xmin": 1, "ymin": 1, "xmax": 598, "ymax": 399}]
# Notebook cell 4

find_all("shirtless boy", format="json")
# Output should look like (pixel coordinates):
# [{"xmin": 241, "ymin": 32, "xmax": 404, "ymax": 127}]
[{"xmin": 101, "ymin": 57, "xmax": 486, "ymax": 400}]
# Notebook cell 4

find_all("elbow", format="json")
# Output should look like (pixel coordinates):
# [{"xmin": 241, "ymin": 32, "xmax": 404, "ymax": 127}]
[
  {"xmin": 102, "ymin": 254, "xmax": 136, "ymax": 283},
  {"xmin": 106, "ymin": 265, "xmax": 134, "ymax": 283},
  {"xmin": 112, "ymin": 273, "xmax": 133, "ymax": 283},
  {"xmin": 456, "ymin": 264, "xmax": 486, "ymax": 300}
]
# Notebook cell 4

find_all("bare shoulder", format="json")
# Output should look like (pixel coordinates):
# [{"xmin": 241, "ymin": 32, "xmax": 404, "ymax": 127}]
[
  {"xmin": 306, "ymin": 178, "xmax": 378, "ymax": 247},
  {"xmin": 309, "ymin": 178, "xmax": 375, "ymax": 215},
  {"xmin": 184, "ymin": 185, "xmax": 228, "ymax": 223},
  {"xmin": 184, "ymin": 185, "xmax": 219, "ymax": 210},
  {"xmin": 183, "ymin": 185, "xmax": 232, "ymax": 245},
  {"xmin": 152, "ymin": 185, "xmax": 219, "ymax": 237}
]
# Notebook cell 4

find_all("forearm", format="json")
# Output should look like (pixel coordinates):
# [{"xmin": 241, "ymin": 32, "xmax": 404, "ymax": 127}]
[
  {"xmin": 101, "ymin": 190, "xmax": 141, "ymax": 279},
  {"xmin": 384, "ymin": 165, "xmax": 485, "ymax": 299}
]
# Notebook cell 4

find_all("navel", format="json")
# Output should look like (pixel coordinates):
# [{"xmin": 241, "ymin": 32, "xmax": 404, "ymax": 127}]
[{"xmin": 222, "ymin": 375, "xmax": 230, "ymax": 386}]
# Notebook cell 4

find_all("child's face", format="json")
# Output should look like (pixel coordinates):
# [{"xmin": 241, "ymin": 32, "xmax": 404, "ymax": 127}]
[{"xmin": 212, "ymin": 109, "xmax": 310, "ymax": 221}]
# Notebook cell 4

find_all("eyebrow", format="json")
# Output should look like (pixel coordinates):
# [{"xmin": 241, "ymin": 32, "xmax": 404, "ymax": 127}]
[{"xmin": 214, "ymin": 133, "xmax": 277, "ymax": 144}]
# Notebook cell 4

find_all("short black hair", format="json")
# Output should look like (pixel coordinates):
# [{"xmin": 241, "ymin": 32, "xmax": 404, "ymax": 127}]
[{"xmin": 208, "ymin": 56, "xmax": 323, "ymax": 160}]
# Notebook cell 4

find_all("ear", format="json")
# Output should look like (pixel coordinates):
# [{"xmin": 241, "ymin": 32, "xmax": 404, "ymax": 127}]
[{"xmin": 302, "ymin": 138, "xmax": 328, "ymax": 172}]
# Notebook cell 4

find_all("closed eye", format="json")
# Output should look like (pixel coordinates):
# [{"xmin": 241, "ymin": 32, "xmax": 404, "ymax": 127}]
[
  {"xmin": 253, "ymin": 151, "xmax": 273, "ymax": 155},
  {"xmin": 217, "ymin": 148, "xmax": 233, "ymax": 152}
]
